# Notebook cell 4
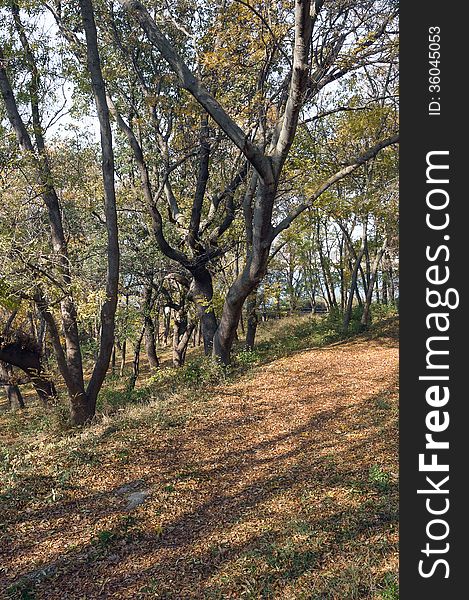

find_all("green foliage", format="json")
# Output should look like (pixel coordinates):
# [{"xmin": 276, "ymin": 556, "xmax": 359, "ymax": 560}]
[
  {"xmin": 380, "ymin": 573, "xmax": 399, "ymax": 599},
  {"xmin": 0, "ymin": 278, "xmax": 20, "ymax": 311},
  {"xmin": 234, "ymin": 348, "xmax": 261, "ymax": 367},
  {"xmin": 324, "ymin": 305, "xmax": 362, "ymax": 335},
  {"xmin": 97, "ymin": 385, "xmax": 153, "ymax": 413},
  {"xmin": 179, "ymin": 356, "xmax": 227, "ymax": 387},
  {"xmin": 93, "ymin": 529, "xmax": 115, "ymax": 548},
  {"xmin": 371, "ymin": 302, "xmax": 399, "ymax": 322},
  {"xmin": 369, "ymin": 465, "xmax": 391, "ymax": 492}
]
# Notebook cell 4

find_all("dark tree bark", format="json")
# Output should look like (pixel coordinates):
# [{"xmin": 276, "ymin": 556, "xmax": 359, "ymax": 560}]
[
  {"xmin": 245, "ymin": 291, "xmax": 259, "ymax": 351},
  {"xmin": 388, "ymin": 261, "xmax": 396, "ymax": 305},
  {"xmin": 1, "ymin": 362, "xmax": 25, "ymax": 409},
  {"xmin": 0, "ymin": 338, "xmax": 56, "ymax": 405},
  {"xmin": 163, "ymin": 309, "xmax": 171, "ymax": 347},
  {"xmin": 128, "ymin": 326, "xmax": 145, "ymax": 391},
  {"xmin": 141, "ymin": 284, "xmax": 159, "ymax": 371},
  {"xmin": 343, "ymin": 228, "xmax": 366, "ymax": 333},
  {"xmin": 317, "ymin": 219, "xmax": 336, "ymax": 310},
  {"xmin": 191, "ymin": 267, "xmax": 218, "ymax": 354},
  {"xmin": 172, "ymin": 310, "xmax": 195, "ymax": 367},
  {"xmin": 382, "ymin": 269, "xmax": 388, "ymax": 305},
  {"xmin": 144, "ymin": 317, "xmax": 160, "ymax": 371},
  {"xmin": 79, "ymin": 0, "xmax": 120, "ymax": 419}
]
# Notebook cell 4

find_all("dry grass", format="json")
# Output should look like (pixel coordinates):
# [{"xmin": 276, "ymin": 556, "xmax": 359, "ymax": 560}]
[{"xmin": 0, "ymin": 316, "xmax": 398, "ymax": 599}]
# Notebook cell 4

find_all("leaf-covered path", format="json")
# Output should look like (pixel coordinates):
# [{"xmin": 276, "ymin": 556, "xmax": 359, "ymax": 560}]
[{"xmin": 1, "ymin": 329, "xmax": 398, "ymax": 599}]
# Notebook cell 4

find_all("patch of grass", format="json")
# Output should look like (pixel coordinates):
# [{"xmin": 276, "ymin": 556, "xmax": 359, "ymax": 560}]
[
  {"xmin": 1, "ymin": 400, "xmax": 70, "ymax": 437},
  {"xmin": 376, "ymin": 397, "xmax": 391, "ymax": 410},
  {"xmin": 252, "ymin": 314, "xmax": 338, "ymax": 361},
  {"xmin": 5, "ymin": 582, "xmax": 36, "ymax": 600},
  {"xmin": 234, "ymin": 348, "xmax": 262, "ymax": 368},
  {"xmin": 181, "ymin": 356, "xmax": 228, "ymax": 387},
  {"xmin": 93, "ymin": 529, "xmax": 115, "ymax": 547},
  {"xmin": 265, "ymin": 541, "xmax": 317, "ymax": 579},
  {"xmin": 69, "ymin": 447, "xmax": 100, "ymax": 465},
  {"xmin": 314, "ymin": 564, "xmax": 374, "ymax": 599},
  {"xmin": 369, "ymin": 464, "xmax": 392, "ymax": 492},
  {"xmin": 380, "ymin": 572, "xmax": 399, "ymax": 599},
  {"xmin": 97, "ymin": 385, "xmax": 154, "ymax": 413}
]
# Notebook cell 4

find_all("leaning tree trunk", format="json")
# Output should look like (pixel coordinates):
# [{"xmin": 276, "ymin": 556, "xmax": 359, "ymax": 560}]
[{"xmin": 213, "ymin": 181, "xmax": 276, "ymax": 364}]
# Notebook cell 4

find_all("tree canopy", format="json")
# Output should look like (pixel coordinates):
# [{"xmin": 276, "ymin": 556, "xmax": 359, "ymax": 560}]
[{"xmin": 1, "ymin": 0, "xmax": 398, "ymax": 423}]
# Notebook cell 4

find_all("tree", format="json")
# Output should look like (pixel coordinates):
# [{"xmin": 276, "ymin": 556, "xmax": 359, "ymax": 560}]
[
  {"xmin": 115, "ymin": 0, "xmax": 398, "ymax": 362},
  {"xmin": 0, "ymin": 0, "xmax": 119, "ymax": 424}
]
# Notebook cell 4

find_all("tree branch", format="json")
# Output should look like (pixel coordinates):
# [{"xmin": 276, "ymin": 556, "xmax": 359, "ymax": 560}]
[
  {"xmin": 270, "ymin": 133, "xmax": 399, "ymax": 240},
  {"xmin": 118, "ymin": 0, "xmax": 273, "ymax": 183}
]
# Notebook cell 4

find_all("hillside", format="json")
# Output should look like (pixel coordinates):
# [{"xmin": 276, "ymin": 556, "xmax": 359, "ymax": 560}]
[{"xmin": 1, "ymin": 316, "xmax": 398, "ymax": 599}]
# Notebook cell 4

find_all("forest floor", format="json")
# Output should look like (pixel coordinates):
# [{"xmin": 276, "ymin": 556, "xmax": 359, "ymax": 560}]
[{"xmin": 0, "ymin": 315, "xmax": 399, "ymax": 600}]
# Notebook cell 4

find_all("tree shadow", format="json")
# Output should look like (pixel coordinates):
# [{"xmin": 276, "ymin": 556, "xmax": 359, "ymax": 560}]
[{"xmin": 2, "ymin": 370, "xmax": 398, "ymax": 598}]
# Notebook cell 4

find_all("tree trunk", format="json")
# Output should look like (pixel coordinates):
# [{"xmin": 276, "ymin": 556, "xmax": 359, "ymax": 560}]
[
  {"xmin": 144, "ymin": 316, "xmax": 160, "ymax": 371},
  {"xmin": 389, "ymin": 263, "xmax": 396, "ymax": 304},
  {"xmin": 1, "ymin": 363, "xmax": 25, "ymax": 409},
  {"xmin": 191, "ymin": 267, "xmax": 218, "ymax": 355},
  {"xmin": 213, "ymin": 275, "xmax": 258, "ymax": 364},
  {"xmin": 360, "ymin": 240, "xmax": 387, "ymax": 329},
  {"xmin": 163, "ymin": 309, "xmax": 171, "ymax": 346},
  {"xmin": 213, "ymin": 181, "xmax": 276, "ymax": 364},
  {"xmin": 245, "ymin": 291, "xmax": 259, "ymax": 351},
  {"xmin": 382, "ymin": 269, "xmax": 388, "ymax": 305},
  {"xmin": 78, "ymin": 0, "xmax": 120, "ymax": 421},
  {"xmin": 172, "ymin": 310, "xmax": 195, "ymax": 367},
  {"xmin": 128, "ymin": 326, "xmax": 145, "ymax": 391},
  {"xmin": 4, "ymin": 383, "xmax": 25, "ymax": 409},
  {"xmin": 343, "ymin": 244, "xmax": 365, "ymax": 333},
  {"xmin": 317, "ymin": 220, "xmax": 336, "ymax": 309},
  {"xmin": 119, "ymin": 340, "xmax": 127, "ymax": 378}
]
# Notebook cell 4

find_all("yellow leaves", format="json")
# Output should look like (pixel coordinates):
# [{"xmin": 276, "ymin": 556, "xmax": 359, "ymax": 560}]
[{"xmin": 76, "ymin": 289, "xmax": 107, "ymax": 322}]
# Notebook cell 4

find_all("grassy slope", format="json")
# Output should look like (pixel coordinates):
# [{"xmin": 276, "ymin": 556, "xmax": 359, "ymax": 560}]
[{"xmin": 0, "ymin": 314, "xmax": 399, "ymax": 600}]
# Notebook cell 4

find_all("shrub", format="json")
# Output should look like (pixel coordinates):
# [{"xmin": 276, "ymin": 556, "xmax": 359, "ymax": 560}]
[
  {"xmin": 235, "ymin": 348, "xmax": 261, "ymax": 367},
  {"xmin": 180, "ymin": 356, "xmax": 227, "ymax": 387}
]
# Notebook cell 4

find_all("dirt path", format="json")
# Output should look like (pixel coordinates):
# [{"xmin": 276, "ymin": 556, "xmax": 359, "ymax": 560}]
[{"xmin": 1, "ymin": 333, "xmax": 398, "ymax": 599}]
